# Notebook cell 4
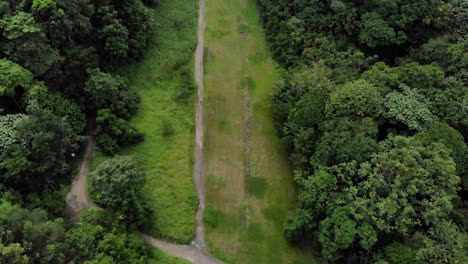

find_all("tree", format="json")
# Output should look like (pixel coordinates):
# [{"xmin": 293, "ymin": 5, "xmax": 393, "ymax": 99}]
[
  {"xmin": 27, "ymin": 84, "xmax": 86, "ymax": 148},
  {"xmin": 0, "ymin": 59, "xmax": 34, "ymax": 97},
  {"xmin": 95, "ymin": 109, "xmax": 143, "ymax": 155},
  {"xmin": 97, "ymin": 6, "xmax": 129, "ymax": 65},
  {"xmin": 0, "ymin": 114, "xmax": 26, "ymax": 152},
  {"xmin": 272, "ymin": 64, "xmax": 334, "ymax": 133},
  {"xmin": 0, "ymin": 59, "xmax": 34, "ymax": 113},
  {"xmin": 412, "ymin": 221, "xmax": 466, "ymax": 264},
  {"xmin": 326, "ymin": 79, "xmax": 383, "ymax": 118},
  {"xmin": 90, "ymin": 157, "xmax": 152, "ymax": 229},
  {"xmin": 417, "ymin": 122, "xmax": 467, "ymax": 188},
  {"xmin": 0, "ymin": 12, "xmax": 61, "ymax": 76},
  {"xmin": 0, "ymin": 200, "xmax": 66, "ymax": 263},
  {"xmin": 361, "ymin": 62, "xmax": 398, "ymax": 93},
  {"xmin": 288, "ymin": 136, "xmax": 461, "ymax": 261},
  {"xmin": 393, "ymin": 62, "xmax": 446, "ymax": 90},
  {"xmin": 384, "ymin": 87, "xmax": 436, "ymax": 131},
  {"xmin": 311, "ymin": 117, "xmax": 378, "ymax": 168},
  {"xmin": 359, "ymin": 12, "xmax": 405, "ymax": 48},
  {"xmin": 272, "ymin": 64, "xmax": 334, "ymax": 173},
  {"xmin": 0, "ymin": 242, "xmax": 29, "ymax": 264},
  {"xmin": 379, "ymin": 242, "xmax": 416, "ymax": 264},
  {"xmin": 449, "ymin": 0, "xmax": 468, "ymax": 36},
  {"xmin": 84, "ymin": 69, "xmax": 140, "ymax": 118},
  {"xmin": 411, "ymin": 36, "xmax": 467, "ymax": 84},
  {"xmin": 64, "ymin": 209, "xmax": 152, "ymax": 264},
  {"xmin": 0, "ymin": 104, "xmax": 72, "ymax": 190},
  {"xmin": 115, "ymin": 0, "xmax": 153, "ymax": 59}
]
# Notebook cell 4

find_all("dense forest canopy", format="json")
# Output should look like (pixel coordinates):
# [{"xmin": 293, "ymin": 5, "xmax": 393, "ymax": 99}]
[
  {"xmin": 0, "ymin": 0, "xmax": 161, "ymax": 262},
  {"xmin": 257, "ymin": 0, "xmax": 467, "ymax": 263}
]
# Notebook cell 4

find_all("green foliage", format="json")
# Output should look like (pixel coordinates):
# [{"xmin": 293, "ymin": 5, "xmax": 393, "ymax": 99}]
[
  {"xmin": 160, "ymin": 118, "xmax": 175, "ymax": 137},
  {"xmin": 27, "ymin": 84, "xmax": 86, "ymax": 147},
  {"xmin": 283, "ymin": 208, "xmax": 314, "ymax": 242},
  {"xmin": 90, "ymin": 157, "xmax": 152, "ymax": 229},
  {"xmin": 289, "ymin": 136, "xmax": 461, "ymax": 261},
  {"xmin": 0, "ymin": 1, "xmax": 173, "ymax": 263},
  {"xmin": 380, "ymin": 242, "xmax": 416, "ymax": 264},
  {"xmin": 0, "ymin": 242, "xmax": 29, "ymax": 264},
  {"xmin": 384, "ymin": 87, "xmax": 436, "ymax": 131},
  {"xmin": 64, "ymin": 209, "xmax": 154, "ymax": 263},
  {"xmin": 359, "ymin": 12, "xmax": 405, "ymax": 48},
  {"xmin": 260, "ymin": 0, "xmax": 467, "ymax": 262},
  {"xmin": 411, "ymin": 37, "xmax": 467, "ymax": 84},
  {"xmin": 311, "ymin": 117, "xmax": 378, "ymax": 167},
  {"xmin": 0, "ymin": 59, "xmax": 34, "ymax": 97},
  {"xmin": 0, "ymin": 12, "xmax": 61, "ymax": 76},
  {"xmin": 326, "ymin": 79, "xmax": 383, "ymax": 118},
  {"xmin": 32, "ymin": 0, "xmax": 55, "ymax": 10},
  {"xmin": 273, "ymin": 64, "xmax": 333, "ymax": 133},
  {"xmin": 98, "ymin": 13, "xmax": 130, "ymax": 62},
  {"xmin": 449, "ymin": 0, "xmax": 468, "ymax": 36},
  {"xmin": 0, "ymin": 114, "xmax": 26, "ymax": 152},
  {"xmin": 412, "ymin": 221, "xmax": 466, "ymax": 264},
  {"xmin": 318, "ymin": 206, "xmax": 358, "ymax": 260},
  {"xmin": 361, "ymin": 62, "xmax": 398, "ymax": 92},
  {"xmin": 85, "ymin": 69, "xmax": 140, "ymax": 118},
  {"xmin": 0, "ymin": 199, "xmax": 66, "ymax": 263},
  {"xmin": 394, "ymin": 63, "xmax": 446, "ymax": 90},
  {"xmin": 417, "ymin": 122, "xmax": 468, "ymax": 187},
  {"xmin": 95, "ymin": 109, "xmax": 143, "ymax": 155},
  {"xmin": 0, "ymin": 104, "xmax": 72, "ymax": 190}
]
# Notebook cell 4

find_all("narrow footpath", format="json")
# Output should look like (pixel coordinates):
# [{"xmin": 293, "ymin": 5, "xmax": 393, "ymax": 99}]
[{"xmin": 66, "ymin": 0, "xmax": 222, "ymax": 263}]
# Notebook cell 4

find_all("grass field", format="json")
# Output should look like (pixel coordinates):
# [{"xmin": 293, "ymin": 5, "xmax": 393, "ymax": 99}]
[
  {"xmin": 203, "ymin": 0, "xmax": 320, "ymax": 263},
  {"xmin": 90, "ymin": 0, "xmax": 199, "ymax": 244}
]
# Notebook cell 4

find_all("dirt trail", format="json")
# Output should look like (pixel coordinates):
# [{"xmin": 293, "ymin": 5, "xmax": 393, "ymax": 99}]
[
  {"xmin": 65, "ymin": 127, "xmax": 98, "ymax": 223},
  {"xmin": 193, "ymin": 0, "xmax": 207, "ymax": 251},
  {"xmin": 65, "ymin": 0, "xmax": 222, "ymax": 263}
]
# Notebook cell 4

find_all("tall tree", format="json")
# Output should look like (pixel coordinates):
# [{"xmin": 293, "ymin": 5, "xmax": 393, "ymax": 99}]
[
  {"xmin": 91, "ymin": 157, "xmax": 152, "ymax": 229},
  {"xmin": 0, "ymin": 12, "xmax": 61, "ymax": 77}
]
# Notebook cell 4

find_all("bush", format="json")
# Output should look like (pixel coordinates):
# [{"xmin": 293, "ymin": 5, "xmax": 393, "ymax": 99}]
[
  {"xmin": 160, "ymin": 118, "xmax": 175, "ymax": 137},
  {"xmin": 90, "ymin": 156, "xmax": 153, "ymax": 230},
  {"xmin": 95, "ymin": 109, "xmax": 143, "ymax": 155}
]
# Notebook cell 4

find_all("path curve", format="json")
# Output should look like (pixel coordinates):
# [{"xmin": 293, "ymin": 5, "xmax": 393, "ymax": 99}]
[
  {"xmin": 66, "ymin": 0, "xmax": 222, "ymax": 263},
  {"xmin": 65, "ymin": 126, "xmax": 99, "ymax": 223}
]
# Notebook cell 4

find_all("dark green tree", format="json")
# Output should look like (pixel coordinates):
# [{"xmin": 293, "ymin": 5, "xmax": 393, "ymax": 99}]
[
  {"xmin": 0, "ymin": 104, "xmax": 72, "ymax": 190},
  {"xmin": 90, "ymin": 157, "xmax": 152, "ymax": 229},
  {"xmin": 0, "ymin": 12, "xmax": 61, "ymax": 76},
  {"xmin": 326, "ymin": 79, "xmax": 383, "ymax": 118},
  {"xmin": 85, "ymin": 69, "xmax": 140, "ymax": 118}
]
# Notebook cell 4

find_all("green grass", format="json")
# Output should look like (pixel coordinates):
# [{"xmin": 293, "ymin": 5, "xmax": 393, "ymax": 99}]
[
  {"xmin": 89, "ymin": 0, "xmax": 199, "ymax": 244},
  {"xmin": 150, "ymin": 248, "xmax": 190, "ymax": 264},
  {"xmin": 203, "ymin": 0, "xmax": 320, "ymax": 263}
]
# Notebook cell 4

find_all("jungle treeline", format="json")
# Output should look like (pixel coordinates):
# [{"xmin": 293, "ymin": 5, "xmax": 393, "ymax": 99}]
[
  {"xmin": 0, "ymin": 0, "xmax": 164, "ymax": 262},
  {"xmin": 257, "ymin": 0, "xmax": 467, "ymax": 263}
]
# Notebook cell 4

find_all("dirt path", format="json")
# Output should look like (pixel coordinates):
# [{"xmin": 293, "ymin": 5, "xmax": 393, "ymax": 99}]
[
  {"xmin": 65, "ymin": 0, "xmax": 222, "ymax": 263},
  {"xmin": 65, "ymin": 126, "xmax": 98, "ymax": 223},
  {"xmin": 193, "ymin": 0, "xmax": 207, "ymax": 251},
  {"xmin": 143, "ymin": 0, "xmax": 223, "ymax": 262}
]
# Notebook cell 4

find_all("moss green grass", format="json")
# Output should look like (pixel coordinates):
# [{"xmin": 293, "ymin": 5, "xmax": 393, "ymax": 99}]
[
  {"xmin": 203, "ymin": 0, "xmax": 320, "ymax": 263},
  {"xmin": 150, "ymin": 248, "xmax": 190, "ymax": 264},
  {"xmin": 90, "ymin": 0, "xmax": 199, "ymax": 244}
]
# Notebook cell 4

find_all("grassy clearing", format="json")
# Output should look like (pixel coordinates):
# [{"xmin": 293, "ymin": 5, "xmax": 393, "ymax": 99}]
[
  {"xmin": 90, "ymin": 0, "xmax": 199, "ymax": 244},
  {"xmin": 203, "ymin": 0, "xmax": 320, "ymax": 263}
]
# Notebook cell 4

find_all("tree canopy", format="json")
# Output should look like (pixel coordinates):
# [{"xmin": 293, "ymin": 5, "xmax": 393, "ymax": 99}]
[{"xmin": 259, "ymin": 0, "xmax": 468, "ymax": 262}]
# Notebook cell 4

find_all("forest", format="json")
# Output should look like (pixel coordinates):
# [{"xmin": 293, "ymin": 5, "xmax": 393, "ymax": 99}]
[
  {"xmin": 0, "ymin": 0, "xmax": 166, "ymax": 262},
  {"xmin": 257, "ymin": 0, "xmax": 467, "ymax": 263},
  {"xmin": 0, "ymin": 0, "xmax": 467, "ymax": 263}
]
